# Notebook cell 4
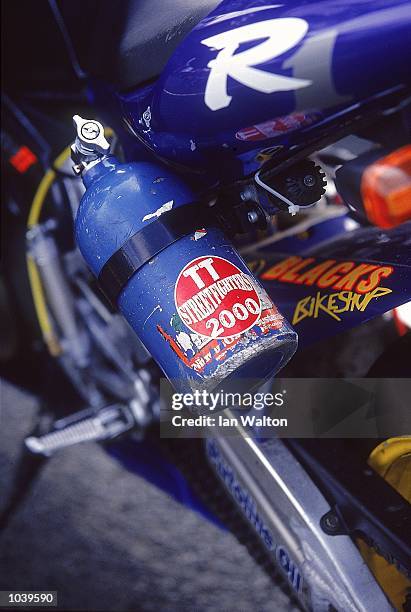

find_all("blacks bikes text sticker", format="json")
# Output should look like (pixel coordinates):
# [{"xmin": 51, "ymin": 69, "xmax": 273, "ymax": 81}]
[{"xmin": 175, "ymin": 256, "xmax": 261, "ymax": 339}]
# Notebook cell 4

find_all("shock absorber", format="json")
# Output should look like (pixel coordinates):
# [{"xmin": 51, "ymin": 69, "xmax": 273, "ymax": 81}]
[
  {"xmin": 72, "ymin": 116, "xmax": 298, "ymax": 393},
  {"xmin": 27, "ymin": 221, "xmax": 89, "ymax": 367}
]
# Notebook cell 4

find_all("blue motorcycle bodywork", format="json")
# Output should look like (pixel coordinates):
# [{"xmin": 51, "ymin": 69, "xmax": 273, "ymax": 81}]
[
  {"xmin": 245, "ymin": 219, "xmax": 411, "ymax": 347},
  {"xmin": 117, "ymin": 0, "xmax": 411, "ymax": 186},
  {"xmin": 85, "ymin": 0, "xmax": 411, "ymax": 516}
]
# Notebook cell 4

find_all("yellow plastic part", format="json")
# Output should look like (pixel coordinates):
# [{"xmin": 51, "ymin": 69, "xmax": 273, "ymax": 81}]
[{"xmin": 358, "ymin": 437, "xmax": 411, "ymax": 610}]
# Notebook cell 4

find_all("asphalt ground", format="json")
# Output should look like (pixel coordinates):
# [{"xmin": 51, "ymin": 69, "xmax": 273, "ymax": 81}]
[{"xmin": 0, "ymin": 380, "xmax": 298, "ymax": 612}]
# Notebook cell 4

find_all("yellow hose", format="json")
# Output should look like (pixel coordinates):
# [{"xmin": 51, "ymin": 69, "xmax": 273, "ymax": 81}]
[
  {"xmin": 26, "ymin": 255, "xmax": 61, "ymax": 356},
  {"xmin": 27, "ymin": 146, "xmax": 72, "ymax": 228},
  {"xmin": 26, "ymin": 146, "xmax": 72, "ymax": 355},
  {"xmin": 26, "ymin": 130, "xmax": 112, "ymax": 355}
]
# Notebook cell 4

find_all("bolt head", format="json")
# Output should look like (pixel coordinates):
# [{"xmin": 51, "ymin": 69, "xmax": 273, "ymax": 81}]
[
  {"xmin": 303, "ymin": 174, "xmax": 315, "ymax": 187},
  {"xmin": 247, "ymin": 211, "xmax": 259, "ymax": 223},
  {"xmin": 322, "ymin": 513, "xmax": 341, "ymax": 533}
]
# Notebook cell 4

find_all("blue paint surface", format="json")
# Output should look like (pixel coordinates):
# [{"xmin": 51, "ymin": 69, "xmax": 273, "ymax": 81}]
[{"xmin": 118, "ymin": 0, "xmax": 411, "ymax": 184}]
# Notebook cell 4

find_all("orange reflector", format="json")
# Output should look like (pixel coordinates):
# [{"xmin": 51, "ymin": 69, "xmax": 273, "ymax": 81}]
[{"xmin": 361, "ymin": 145, "xmax": 411, "ymax": 229}]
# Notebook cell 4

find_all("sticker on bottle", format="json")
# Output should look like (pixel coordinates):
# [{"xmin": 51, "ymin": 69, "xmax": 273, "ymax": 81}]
[{"xmin": 174, "ymin": 256, "xmax": 262, "ymax": 339}]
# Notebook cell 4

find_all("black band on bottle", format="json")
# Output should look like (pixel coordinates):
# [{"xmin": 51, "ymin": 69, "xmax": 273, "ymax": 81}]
[{"xmin": 97, "ymin": 203, "xmax": 219, "ymax": 307}]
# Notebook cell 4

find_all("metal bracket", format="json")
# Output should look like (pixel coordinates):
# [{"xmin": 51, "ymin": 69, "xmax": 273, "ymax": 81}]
[
  {"xmin": 255, "ymin": 169, "xmax": 301, "ymax": 216},
  {"xmin": 97, "ymin": 203, "xmax": 220, "ymax": 307}
]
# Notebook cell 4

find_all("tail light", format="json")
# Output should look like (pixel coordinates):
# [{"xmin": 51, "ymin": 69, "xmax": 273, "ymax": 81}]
[
  {"xmin": 361, "ymin": 145, "xmax": 411, "ymax": 229},
  {"xmin": 335, "ymin": 145, "xmax": 411, "ymax": 229}
]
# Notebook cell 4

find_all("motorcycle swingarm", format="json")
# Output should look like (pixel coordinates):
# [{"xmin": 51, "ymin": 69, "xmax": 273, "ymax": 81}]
[
  {"xmin": 287, "ymin": 439, "xmax": 411, "ymax": 581},
  {"xmin": 206, "ymin": 430, "xmax": 392, "ymax": 612}
]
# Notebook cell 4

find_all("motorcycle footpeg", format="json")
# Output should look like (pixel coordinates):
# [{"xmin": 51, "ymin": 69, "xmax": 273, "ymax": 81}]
[{"xmin": 24, "ymin": 402, "xmax": 146, "ymax": 456}]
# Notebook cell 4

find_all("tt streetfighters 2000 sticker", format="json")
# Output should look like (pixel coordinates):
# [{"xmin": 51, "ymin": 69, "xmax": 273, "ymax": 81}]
[{"xmin": 174, "ymin": 256, "xmax": 262, "ymax": 339}]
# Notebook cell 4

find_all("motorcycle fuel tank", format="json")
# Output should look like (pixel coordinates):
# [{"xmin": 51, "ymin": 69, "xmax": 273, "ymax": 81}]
[
  {"xmin": 74, "ymin": 139, "xmax": 297, "ymax": 394},
  {"xmin": 120, "ymin": 0, "xmax": 411, "ymax": 183}
]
